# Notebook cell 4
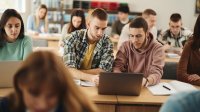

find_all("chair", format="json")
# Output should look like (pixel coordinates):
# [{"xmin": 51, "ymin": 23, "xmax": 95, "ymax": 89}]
[
  {"xmin": 32, "ymin": 39, "xmax": 48, "ymax": 47},
  {"xmin": 162, "ymin": 62, "xmax": 177, "ymax": 79}
]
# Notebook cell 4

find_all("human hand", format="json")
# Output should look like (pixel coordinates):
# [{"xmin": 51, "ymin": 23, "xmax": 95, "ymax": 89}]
[
  {"xmin": 142, "ymin": 78, "xmax": 149, "ymax": 87},
  {"xmin": 89, "ymin": 75, "xmax": 99, "ymax": 86},
  {"xmin": 188, "ymin": 74, "xmax": 200, "ymax": 82}
]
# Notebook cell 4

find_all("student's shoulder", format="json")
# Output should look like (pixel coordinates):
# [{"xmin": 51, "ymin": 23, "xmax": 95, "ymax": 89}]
[
  {"xmin": 113, "ymin": 20, "xmax": 121, "ymax": 25},
  {"xmin": 120, "ymin": 41, "xmax": 131, "ymax": 49},
  {"xmin": 181, "ymin": 27, "xmax": 193, "ymax": 36},
  {"xmin": 66, "ymin": 29, "xmax": 86, "ymax": 44},
  {"xmin": 162, "ymin": 29, "xmax": 170, "ymax": 37},
  {"xmin": 22, "ymin": 35, "xmax": 32, "ymax": 42}
]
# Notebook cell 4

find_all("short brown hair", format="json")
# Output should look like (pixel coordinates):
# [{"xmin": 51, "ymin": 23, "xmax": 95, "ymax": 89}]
[
  {"xmin": 129, "ymin": 17, "xmax": 148, "ymax": 33},
  {"xmin": 90, "ymin": 8, "xmax": 107, "ymax": 21},
  {"xmin": 142, "ymin": 9, "xmax": 157, "ymax": 17},
  {"xmin": 170, "ymin": 13, "xmax": 181, "ymax": 22}
]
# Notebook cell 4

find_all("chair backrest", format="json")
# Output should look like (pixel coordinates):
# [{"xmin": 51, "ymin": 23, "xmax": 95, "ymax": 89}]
[
  {"xmin": 162, "ymin": 62, "xmax": 177, "ymax": 79},
  {"xmin": 32, "ymin": 39, "xmax": 48, "ymax": 47}
]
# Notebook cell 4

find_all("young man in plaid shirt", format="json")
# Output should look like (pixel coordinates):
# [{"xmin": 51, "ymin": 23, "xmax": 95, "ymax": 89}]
[{"xmin": 63, "ymin": 8, "xmax": 114, "ymax": 85}]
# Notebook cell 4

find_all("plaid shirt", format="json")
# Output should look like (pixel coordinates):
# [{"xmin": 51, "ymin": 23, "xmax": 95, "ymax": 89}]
[
  {"xmin": 63, "ymin": 29, "xmax": 114, "ymax": 72},
  {"xmin": 158, "ymin": 28, "xmax": 192, "ymax": 48}
]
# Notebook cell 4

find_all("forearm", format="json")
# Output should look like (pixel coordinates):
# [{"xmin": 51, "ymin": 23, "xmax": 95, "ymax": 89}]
[
  {"xmin": 68, "ymin": 68, "xmax": 92, "ymax": 81},
  {"xmin": 163, "ymin": 44, "xmax": 171, "ymax": 52},
  {"xmin": 113, "ymin": 68, "xmax": 122, "ymax": 73},
  {"xmin": 80, "ymin": 68, "xmax": 104, "ymax": 75},
  {"xmin": 144, "ymin": 74, "xmax": 160, "ymax": 86},
  {"xmin": 190, "ymin": 79, "xmax": 200, "ymax": 86},
  {"xmin": 146, "ymin": 76, "xmax": 158, "ymax": 86},
  {"xmin": 178, "ymin": 73, "xmax": 200, "ymax": 86}
]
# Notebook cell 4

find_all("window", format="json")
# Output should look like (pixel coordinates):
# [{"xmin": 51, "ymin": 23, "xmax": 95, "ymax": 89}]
[{"xmin": 0, "ymin": 0, "xmax": 25, "ymax": 13}]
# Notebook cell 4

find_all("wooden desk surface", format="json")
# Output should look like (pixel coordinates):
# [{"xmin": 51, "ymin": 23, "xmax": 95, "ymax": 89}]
[
  {"xmin": 1, "ymin": 80, "xmax": 196, "ymax": 105},
  {"xmin": 165, "ymin": 57, "xmax": 179, "ymax": 63},
  {"xmin": 117, "ymin": 79, "xmax": 177, "ymax": 105},
  {"xmin": 0, "ymin": 88, "xmax": 13, "ymax": 97},
  {"xmin": 117, "ymin": 87, "xmax": 168, "ymax": 105},
  {"xmin": 28, "ymin": 34, "xmax": 61, "ymax": 41},
  {"xmin": 81, "ymin": 87, "xmax": 118, "ymax": 104},
  {"xmin": 33, "ymin": 47, "xmax": 60, "ymax": 55}
]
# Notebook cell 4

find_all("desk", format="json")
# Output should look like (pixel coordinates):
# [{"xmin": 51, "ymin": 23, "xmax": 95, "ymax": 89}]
[
  {"xmin": 0, "ymin": 80, "xmax": 173, "ymax": 112},
  {"xmin": 116, "ymin": 87, "xmax": 167, "ymax": 112},
  {"xmin": 165, "ymin": 57, "xmax": 179, "ymax": 63},
  {"xmin": 28, "ymin": 34, "xmax": 61, "ymax": 47},
  {"xmin": 81, "ymin": 87, "xmax": 117, "ymax": 112},
  {"xmin": 82, "ymin": 80, "xmax": 191, "ymax": 112},
  {"xmin": 33, "ymin": 47, "xmax": 60, "ymax": 55}
]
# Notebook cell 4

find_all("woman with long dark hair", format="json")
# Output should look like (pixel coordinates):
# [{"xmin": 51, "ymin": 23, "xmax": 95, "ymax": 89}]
[
  {"xmin": 60, "ymin": 9, "xmax": 86, "ymax": 47},
  {"xmin": 177, "ymin": 14, "xmax": 200, "ymax": 86},
  {"xmin": 0, "ymin": 9, "xmax": 32, "ymax": 60}
]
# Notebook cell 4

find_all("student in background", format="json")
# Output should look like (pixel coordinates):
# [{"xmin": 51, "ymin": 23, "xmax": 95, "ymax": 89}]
[
  {"xmin": 111, "ymin": 5, "xmax": 130, "ymax": 39},
  {"xmin": 0, "ymin": 51, "xmax": 97, "ymax": 112},
  {"xmin": 63, "ymin": 8, "xmax": 114, "ymax": 85},
  {"xmin": 113, "ymin": 17, "xmax": 165, "ymax": 86},
  {"xmin": 177, "ymin": 14, "xmax": 200, "ymax": 86},
  {"xmin": 158, "ymin": 13, "xmax": 192, "ymax": 55},
  {"xmin": 0, "ymin": 9, "xmax": 32, "ymax": 60},
  {"xmin": 159, "ymin": 91, "xmax": 200, "ymax": 112},
  {"xmin": 59, "ymin": 9, "xmax": 86, "ymax": 47},
  {"xmin": 27, "ymin": 4, "xmax": 48, "ymax": 35},
  {"xmin": 117, "ymin": 9, "xmax": 157, "ymax": 49}
]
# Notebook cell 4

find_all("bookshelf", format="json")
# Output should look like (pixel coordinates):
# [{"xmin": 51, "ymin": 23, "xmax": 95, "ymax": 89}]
[
  {"xmin": 36, "ymin": 0, "xmax": 141, "ymax": 33},
  {"xmin": 63, "ymin": 9, "xmax": 142, "ymax": 26}
]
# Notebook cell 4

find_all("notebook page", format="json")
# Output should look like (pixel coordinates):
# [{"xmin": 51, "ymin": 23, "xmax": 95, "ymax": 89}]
[
  {"xmin": 169, "ymin": 80, "xmax": 197, "ymax": 92},
  {"xmin": 147, "ymin": 82, "xmax": 176, "ymax": 95}
]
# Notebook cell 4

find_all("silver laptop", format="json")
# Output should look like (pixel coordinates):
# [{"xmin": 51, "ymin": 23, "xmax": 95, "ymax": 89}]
[
  {"xmin": 98, "ymin": 72, "xmax": 143, "ymax": 96},
  {"xmin": 0, "ymin": 61, "xmax": 22, "ymax": 88}
]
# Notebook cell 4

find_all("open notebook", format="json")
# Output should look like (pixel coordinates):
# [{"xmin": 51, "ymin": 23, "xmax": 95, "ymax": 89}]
[{"xmin": 147, "ymin": 80, "xmax": 197, "ymax": 95}]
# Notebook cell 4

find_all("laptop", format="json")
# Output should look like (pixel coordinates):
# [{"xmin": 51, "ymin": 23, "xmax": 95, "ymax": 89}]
[
  {"xmin": 98, "ymin": 72, "xmax": 143, "ymax": 96},
  {"xmin": 0, "ymin": 61, "xmax": 22, "ymax": 88}
]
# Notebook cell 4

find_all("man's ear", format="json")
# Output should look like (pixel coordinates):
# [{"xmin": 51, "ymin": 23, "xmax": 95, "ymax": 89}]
[{"xmin": 87, "ymin": 21, "xmax": 90, "ymax": 29}]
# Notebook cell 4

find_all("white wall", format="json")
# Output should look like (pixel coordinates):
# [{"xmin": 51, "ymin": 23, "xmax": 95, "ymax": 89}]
[
  {"xmin": 0, "ymin": 1, "xmax": 32, "ymax": 31},
  {"xmin": 1, "ymin": 0, "xmax": 198, "ymax": 32},
  {"xmin": 22, "ymin": 0, "xmax": 32, "ymax": 31},
  {"xmin": 127, "ymin": 0, "xmax": 198, "ymax": 31}
]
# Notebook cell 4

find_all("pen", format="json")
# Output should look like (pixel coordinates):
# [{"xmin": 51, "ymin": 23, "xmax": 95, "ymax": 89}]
[{"xmin": 163, "ymin": 85, "xmax": 171, "ymax": 91}]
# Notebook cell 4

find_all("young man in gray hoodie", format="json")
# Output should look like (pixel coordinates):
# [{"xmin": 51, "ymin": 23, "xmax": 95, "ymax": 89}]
[{"xmin": 113, "ymin": 17, "xmax": 165, "ymax": 86}]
